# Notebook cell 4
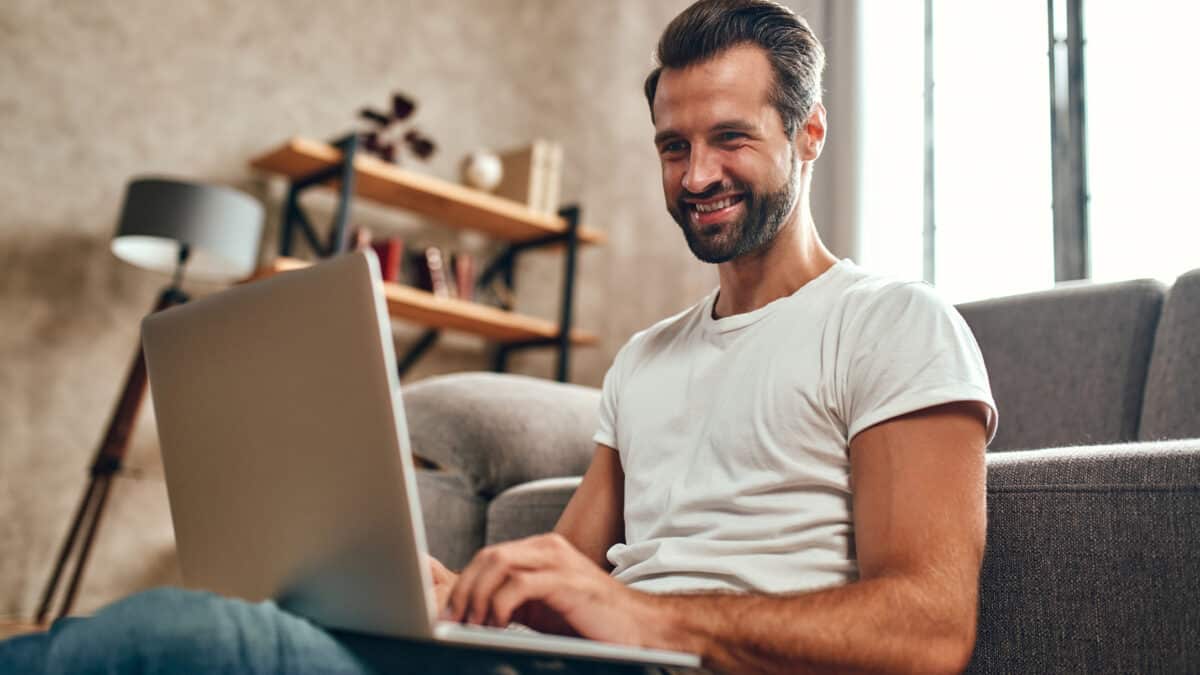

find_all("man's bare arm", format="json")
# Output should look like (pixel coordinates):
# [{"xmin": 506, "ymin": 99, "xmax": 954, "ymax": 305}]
[
  {"xmin": 446, "ymin": 403, "xmax": 988, "ymax": 672},
  {"xmin": 636, "ymin": 401, "xmax": 989, "ymax": 674},
  {"xmin": 553, "ymin": 444, "xmax": 625, "ymax": 569}
]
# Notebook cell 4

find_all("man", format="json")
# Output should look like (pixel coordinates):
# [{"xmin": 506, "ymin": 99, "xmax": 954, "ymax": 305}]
[
  {"xmin": 3, "ymin": 1, "xmax": 995, "ymax": 673},
  {"xmin": 440, "ymin": 1, "xmax": 995, "ymax": 672}
]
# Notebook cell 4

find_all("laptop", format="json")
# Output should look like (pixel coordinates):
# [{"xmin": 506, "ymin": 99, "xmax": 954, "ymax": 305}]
[{"xmin": 141, "ymin": 250, "xmax": 700, "ymax": 669}]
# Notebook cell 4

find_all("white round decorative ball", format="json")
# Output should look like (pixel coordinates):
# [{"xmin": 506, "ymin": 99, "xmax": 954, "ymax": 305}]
[{"xmin": 461, "ymin": 151, "xmax": 503, "ymax": 191}]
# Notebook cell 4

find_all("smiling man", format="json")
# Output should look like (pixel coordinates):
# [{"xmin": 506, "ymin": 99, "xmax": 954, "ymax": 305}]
[
  {"xmin": 444, "ymin": 1, "xmax": 997, "ymax": 673},
  {"xmin": 2, "ymin": 1, "xmax": 996, "ymax": 673}
]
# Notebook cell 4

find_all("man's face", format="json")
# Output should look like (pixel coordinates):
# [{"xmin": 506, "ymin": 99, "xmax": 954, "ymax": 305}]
[{"xmin": 652, "ymin": 45, "xmax": 801, "ymax": 264}]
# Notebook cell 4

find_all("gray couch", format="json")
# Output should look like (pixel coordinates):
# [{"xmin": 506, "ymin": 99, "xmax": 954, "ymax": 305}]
[{"xmin": 405, "ymin": 269, "xmax": 1200, "ymax": 674}]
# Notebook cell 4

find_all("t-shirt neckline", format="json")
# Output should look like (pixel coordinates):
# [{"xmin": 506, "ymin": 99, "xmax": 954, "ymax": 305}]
[{"xmin": 704, "ymin": 258, "xmax": 853, "ymax": 334}]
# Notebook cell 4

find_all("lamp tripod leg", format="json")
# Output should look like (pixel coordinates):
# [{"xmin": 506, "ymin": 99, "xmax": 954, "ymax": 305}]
[
  {"xmin": 58, "ymin": 473, "xmax": 115, "ymax": 620},
  {"xmin": 35, "ymin": 284, "xmax": 188, "ymax": 623},
  {"xmin": 34, "ymin": 476, "xmax": 99, "ymax": 625}
]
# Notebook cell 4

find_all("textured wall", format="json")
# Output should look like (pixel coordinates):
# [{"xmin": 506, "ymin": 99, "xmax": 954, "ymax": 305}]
[{"xmin": 0, "ymin": 0, "xmax": 824, "ymax": 619}]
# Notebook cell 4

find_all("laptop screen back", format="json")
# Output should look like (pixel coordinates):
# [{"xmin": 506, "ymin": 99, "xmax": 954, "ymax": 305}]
[{"xmin": 142, "ymin": 251, "xmax": 437, "ymax": 638}]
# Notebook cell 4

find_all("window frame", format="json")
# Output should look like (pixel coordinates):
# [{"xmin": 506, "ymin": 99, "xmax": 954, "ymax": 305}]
[{"xmin": 920, "ymin": 0, "xmax": 1090, "ymax": 284}]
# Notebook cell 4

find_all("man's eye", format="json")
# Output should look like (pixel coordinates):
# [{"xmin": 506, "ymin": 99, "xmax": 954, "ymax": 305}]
[
  {"xmin": 660, "ymin": 141, "xmax": 687, "ymax": 155},
  {"xmin": 717, "ymin": 132, "xmax": 746, "ymax": 143}
]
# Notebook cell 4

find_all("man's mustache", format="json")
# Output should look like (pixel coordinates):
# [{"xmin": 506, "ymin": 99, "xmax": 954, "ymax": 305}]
[{"xmin": 680, "ymin": 182, "xmax": 741, "ymax": 200}]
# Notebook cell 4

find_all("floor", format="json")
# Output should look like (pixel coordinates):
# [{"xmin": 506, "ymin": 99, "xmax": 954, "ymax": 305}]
[{"xmin": 0, "ymin": 621, "xmax": 45, "ymax": 640}]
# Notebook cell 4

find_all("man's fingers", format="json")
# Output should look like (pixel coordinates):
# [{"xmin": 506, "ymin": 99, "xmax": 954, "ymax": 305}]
[
  {"xmin": 434, "ymin": 580, "xmax": 452, "ymax": 613},
  {"xmin": 487, "ymin": 570, "xmax": 554, "ymax": 627},
  {"xmin": 463, "ymin": 549, "xmax": 517, "ymax": 624},
  {"xmin": 448, "ymin": 546, "xmax": 499, "ymax": 621},
  {"xmin": 450, "ymin": 544, "xmax": 525, "ymax": 622},
  {"xmin": 447, "ymin": 563, "xmax": 475, "ymax": 622},
  {"xmin": 447, "ymin": 536, "xmax": 564, "ymax": 623},
  {"xmin": 428, "ymin": 555, "xmax": 450, "ymax": 580}
]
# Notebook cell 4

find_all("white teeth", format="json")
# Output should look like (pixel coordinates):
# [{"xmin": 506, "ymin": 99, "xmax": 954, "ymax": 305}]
[{"xmin": 694, "ymin": 197, "xmax": 736, "ymax": 213}]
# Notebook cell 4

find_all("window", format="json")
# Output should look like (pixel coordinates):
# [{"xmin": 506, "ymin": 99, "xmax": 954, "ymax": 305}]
[
  {"xmin": 860, "ymin": 0, "xmax": 1053, "ymax": 303},
  {"xmin": 1085, "ymin": 1, "xmax": 1200, "ymax": 284},
  {"xmin": 858, "ymin": 1, "xmax": 1198, "ymax": 301},
  {"xmin": 858, "ymin": 1, "xmax": 924, "ymax": 283},
  {"xmin": 930, "ymin": 0, "xmax": 1054, "ymax": 303}
]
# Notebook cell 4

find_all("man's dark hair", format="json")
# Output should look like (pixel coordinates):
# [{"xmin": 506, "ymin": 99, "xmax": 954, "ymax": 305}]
[{"xmin": 644, "ymin": 0, "xmax": 825, "ymax": 138}]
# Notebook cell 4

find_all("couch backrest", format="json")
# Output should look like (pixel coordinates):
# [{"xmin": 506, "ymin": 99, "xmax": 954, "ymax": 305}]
[
  {"xmin": 956, "ymin": 280, "xmax": 1165, "ymax": 451},
  {"xmin": 1139, "ymin": 268, "xmax": 1200, "ymax": 441}
]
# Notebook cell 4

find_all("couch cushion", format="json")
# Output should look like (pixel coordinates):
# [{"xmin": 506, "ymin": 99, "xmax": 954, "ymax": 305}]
[
  {"xmin": 415, "ymin": 470, "xmax": 485, "ymax": 571},
  {"xmin": 485, "ymin": 477, "xmax": 581, "ymax": 546},
  {"xmin": 1139, "ymin": 268, "xmax": 1200, "ymax": 441},
  {"xmin": 403, "ymin": 373, "xmax": 599, "ymax": 498},
  {"xmin": 957, "ymin": 279, "xmax": 1164, "ymax": 451},
  {"xmin": 971, "ymin": 441, "xmax": 1200, "ymax": 673}
]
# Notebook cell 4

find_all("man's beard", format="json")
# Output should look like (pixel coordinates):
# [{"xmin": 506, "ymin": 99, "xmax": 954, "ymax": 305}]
[{"xmin": 668, "ymin": 160, "xmax": 800, "ymax": 264}]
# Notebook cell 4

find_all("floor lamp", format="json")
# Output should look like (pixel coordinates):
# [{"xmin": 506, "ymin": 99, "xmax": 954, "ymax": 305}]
[{"xmin": 36, "ymin": 178, "xmax": 263, "ymax": 623}]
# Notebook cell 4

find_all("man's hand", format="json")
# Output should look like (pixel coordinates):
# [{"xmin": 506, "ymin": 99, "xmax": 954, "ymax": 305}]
[
  {"xmin": 428, "ymin": 555, "xmax": 458, "ymax": 614},
  {"xmin": 444, "ymin": 532, "xmax": 649, "ymax": 644}
]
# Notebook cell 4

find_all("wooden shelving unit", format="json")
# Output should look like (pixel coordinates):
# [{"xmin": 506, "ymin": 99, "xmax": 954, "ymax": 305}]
[
  {"xmin": 249, "ymin": 137, "xmax": 606, "ymax": 245},
  {"xmin": 254, "ymin": 257, "xmax": 597, "ymax": 346},
  {"xmin": 248, "ymin": 135, "xmax": 600, "ymax": 381}
]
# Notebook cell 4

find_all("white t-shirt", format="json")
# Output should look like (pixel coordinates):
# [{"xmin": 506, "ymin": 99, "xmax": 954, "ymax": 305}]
[{"xmin": 593, "ymin": 259, "xmax": 997, "ymax": 595}]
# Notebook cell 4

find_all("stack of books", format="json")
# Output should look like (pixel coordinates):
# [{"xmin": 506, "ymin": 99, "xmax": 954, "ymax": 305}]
[
  {"xmin": 366, "ymin": 235, "xmax": 476, "ymax": 301},
  {"xmin": 492, "ymin": 139, "xmax": 564, "ymax": 215}
]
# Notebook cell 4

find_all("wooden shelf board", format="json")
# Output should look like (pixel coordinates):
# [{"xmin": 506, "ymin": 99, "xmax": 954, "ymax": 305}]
[
  {"xmin": 254, "ymin": 257, "xmax": 598, "ymax": 346},
  {"xmin": 250, "ymin": 137, "xmax": 606, "ymax": 245}
]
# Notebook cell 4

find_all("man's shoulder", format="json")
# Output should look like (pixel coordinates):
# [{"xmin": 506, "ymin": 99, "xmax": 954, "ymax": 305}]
[{"xmin": 833, "ymin": 265, "xmax": 950, "ymax": 320}]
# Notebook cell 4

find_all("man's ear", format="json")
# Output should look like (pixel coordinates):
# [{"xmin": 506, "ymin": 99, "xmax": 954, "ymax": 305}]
[{"xmin": 797, "ymin": 102, "xmax": 827, "ymax": 161}]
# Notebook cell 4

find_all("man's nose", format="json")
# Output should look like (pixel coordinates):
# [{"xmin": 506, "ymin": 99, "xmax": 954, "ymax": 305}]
[{"xmin": 682, "ymin": 145, "xmax": 722, "ymax": 195}]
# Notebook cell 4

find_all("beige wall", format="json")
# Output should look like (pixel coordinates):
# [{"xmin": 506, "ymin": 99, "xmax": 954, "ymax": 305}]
[{"xmin": 0, "ymin": 0, "xmax": 824, "ymax": 619}]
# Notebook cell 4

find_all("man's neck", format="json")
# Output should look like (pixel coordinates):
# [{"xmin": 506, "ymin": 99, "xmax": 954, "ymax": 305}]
[{"xmin": 712, "ymin": 205, "xmax": 837, "ymax": 319}]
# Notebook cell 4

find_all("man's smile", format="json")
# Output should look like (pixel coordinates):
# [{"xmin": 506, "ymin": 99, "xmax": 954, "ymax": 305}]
[{"xmin": 686, "ymin": 193, "xmax": 745, "ymax": 226}]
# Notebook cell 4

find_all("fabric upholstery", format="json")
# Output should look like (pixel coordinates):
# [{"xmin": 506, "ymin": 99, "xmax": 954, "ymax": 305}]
[
  {"xmin": 957, "ymin": 280, "xmax": 1164, "ymax": 451},
  {"xmin": 402, "ymin": 373, "xmax": 600, "ymax": 498},
  {"xmin": 485, "ymin": 477, "xmax": 581, "ymax": 546},
  {"xmin": 414, "ymin": 471, "xmax": 485, "ymax": 572},
  {"xmin": 970, "ymin": 441, "xmax": 1200, "ymax": 673},
  {"xmin": 1139, "ymin": 268, "xmax": 1200, "ymax": 441}
]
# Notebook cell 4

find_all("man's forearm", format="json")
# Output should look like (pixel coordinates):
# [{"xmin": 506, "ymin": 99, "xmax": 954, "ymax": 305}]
[{"xmin": 635, "ymin": 574, "xmax": 977, "ymax": 675}]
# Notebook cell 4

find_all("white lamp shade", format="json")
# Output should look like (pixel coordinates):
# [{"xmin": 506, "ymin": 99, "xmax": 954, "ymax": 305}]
[{"xmin": 111, "ymin": 178, "xmax": 264, "ymax": 282}]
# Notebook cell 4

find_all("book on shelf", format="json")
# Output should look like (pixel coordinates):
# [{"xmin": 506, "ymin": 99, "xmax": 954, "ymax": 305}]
[
  {"xmin": 410, "ymin": 246, "xmax": 450, "ymax": 298},
  {"xmin": 370, "ymin": 236, "xmax": 404, "ymax": 282},
  {"xmin": 493, "ymin": 139, "xmax": 564, "ymax": 214},
  {"xmin": 540, "ymin": 142, "xmax": 563, "ymax": 216},
  {"xmin": 451, "ymin": 252, "xmax": 475, "ymax": 302}
]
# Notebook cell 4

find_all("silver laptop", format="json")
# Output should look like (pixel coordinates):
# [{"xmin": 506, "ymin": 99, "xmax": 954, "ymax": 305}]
[{"xmin": 141, "ymin": 250, "xmax": 699, "ymax": 669}]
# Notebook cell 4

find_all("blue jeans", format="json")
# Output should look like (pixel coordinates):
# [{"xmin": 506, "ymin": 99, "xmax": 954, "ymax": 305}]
[{"xmin": 0, "ymin": 588, "xmax": 664, "ymax": 674}]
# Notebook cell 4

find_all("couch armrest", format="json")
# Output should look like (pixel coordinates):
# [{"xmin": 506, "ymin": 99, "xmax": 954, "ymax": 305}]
[
  {"xmin": 402, "ymin": 373, "xmax": 600, "ymax": 498},
  {"xmin": 485, "ymin": 477, "xmax": 582, "ymax": 547},
  {"xmin": 971, "ymin": 440, "xmax": 1200, "ymax": 673}
]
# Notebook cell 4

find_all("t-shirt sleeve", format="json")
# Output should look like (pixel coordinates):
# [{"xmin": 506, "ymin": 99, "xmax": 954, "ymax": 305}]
[
  {"xmin": 592, "ymin": 340, "xmax": 630, "ymax": 450},
  {"xmin": 841, "ymin": 282, "xmax": 998, "ymax": 444}
]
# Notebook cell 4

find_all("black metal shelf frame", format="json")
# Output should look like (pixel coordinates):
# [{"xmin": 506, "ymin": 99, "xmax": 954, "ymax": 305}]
[{"xmin": 276, "ymin": 134, "xmax": 583, "ymax": 383}]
